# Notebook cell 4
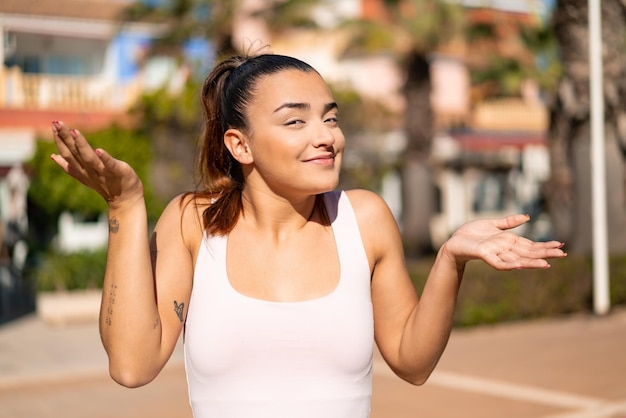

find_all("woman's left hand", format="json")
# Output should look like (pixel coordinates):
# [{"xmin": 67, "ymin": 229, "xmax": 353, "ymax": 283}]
[{"xmin": 441, "ymin": 214, "xmax": 567, "ymax": 271}]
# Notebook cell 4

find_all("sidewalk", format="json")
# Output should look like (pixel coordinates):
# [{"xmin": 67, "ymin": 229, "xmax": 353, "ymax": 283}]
[
  {"xmin": 1, "ymin": 307, "xmax": 625, "ymax": 417},
  {"xmin": 0, "ymin": 312, "xmax": 185, "ymax": 390},
  {"xmin": 371, "ymin": 308, "xmax": 626, "ymax": 418}
]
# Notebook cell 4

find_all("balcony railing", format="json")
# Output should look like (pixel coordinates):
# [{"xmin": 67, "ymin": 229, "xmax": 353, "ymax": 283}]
[
  {"xmin": 470, "ymin": 98, "xmax": 548, "ymax": 132},
  {"xmin": 0, "ymin": 66, "xmax": 141, "ymax": 111}
]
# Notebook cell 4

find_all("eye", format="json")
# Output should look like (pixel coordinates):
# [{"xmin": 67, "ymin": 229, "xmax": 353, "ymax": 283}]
[
  {"xmin": 285, "ymin": 119, "xmax": 305, "ymax": 127},
  {"xmin": 324, "ymin": 115, "xmax": 339, "ymax": 126}
]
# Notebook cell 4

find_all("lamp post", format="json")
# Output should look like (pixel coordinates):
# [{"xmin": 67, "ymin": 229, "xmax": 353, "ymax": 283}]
[{"xmin": 588, "ymin": 0, "xmax": 610, "ymax": 315}]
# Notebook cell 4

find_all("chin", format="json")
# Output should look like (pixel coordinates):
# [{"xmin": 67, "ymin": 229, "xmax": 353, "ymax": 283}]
[{"xmin": 315, "ymin": 178, "xmax": 340, "ymax": 194}]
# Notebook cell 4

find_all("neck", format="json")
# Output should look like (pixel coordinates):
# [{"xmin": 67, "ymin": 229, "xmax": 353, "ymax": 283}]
[{"xmin": 239, "ymin": 188, "xmax": 319, "ymax": 240}]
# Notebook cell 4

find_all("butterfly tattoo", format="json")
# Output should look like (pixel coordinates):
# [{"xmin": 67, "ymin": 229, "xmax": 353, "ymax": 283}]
[{"xmin": 174, "ymin": 300, "xmax": 185, "ymax": 323}]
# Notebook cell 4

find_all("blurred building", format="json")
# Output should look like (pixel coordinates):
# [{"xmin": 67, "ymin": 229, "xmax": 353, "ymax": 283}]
[
  {"xmin": 0, "ymin": 0, "xmax": 161, "ymax": 320},
  {"xmin": 429, "ymin": 3, "xmax": 552, "ymax": 246}
]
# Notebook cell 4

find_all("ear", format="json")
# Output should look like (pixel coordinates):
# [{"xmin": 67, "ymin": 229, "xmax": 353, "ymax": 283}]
[{"xmin": 224, "ymin": 128, "xmax": 253, "ymax": 164}]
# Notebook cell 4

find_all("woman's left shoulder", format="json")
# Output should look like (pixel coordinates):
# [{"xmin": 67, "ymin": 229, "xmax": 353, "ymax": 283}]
[
  {"xmin": 343, "ymin": 189, "xmax": 395, "ymax": 224},
  {"xmin": 342, "ymin": 189, "xmax": 401, "ymax": 264}
]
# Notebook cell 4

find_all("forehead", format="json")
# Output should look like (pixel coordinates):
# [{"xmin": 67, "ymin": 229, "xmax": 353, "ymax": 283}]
[{"xmin": 251, "ymin": 69, "xmax": 334, "ymax": 108}]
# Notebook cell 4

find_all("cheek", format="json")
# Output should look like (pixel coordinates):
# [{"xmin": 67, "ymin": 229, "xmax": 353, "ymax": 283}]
[{"xmin": 334, "ymin": 128, "xmax": 346, "ymax": 147}]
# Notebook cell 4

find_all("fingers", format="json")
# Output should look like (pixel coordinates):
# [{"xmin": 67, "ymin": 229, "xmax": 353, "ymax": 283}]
[
  {"xmin": 52, "ymin": 121, "xmax": 93, "ymax": 162},
  {"xmin": 516, "ymin": 239, "xmax": 566, "ymax": 260},
  {"xmin": 485, "ymin": 248, "xmax": 551, "ymax": 271},
  {"xmin": 485, "ymin": 240, "xmax": 567, "ymax": 271},
  {"xmin": 95, "ymin": 147, "xmax": 123, "ymax": 176},
  {"xmin": 51, "ymin": 121, "xmax": 75, "ymax": 166},
  {"xmin": 52, "ymin": 121, "xmax": 81, "ymax": 168},
  {"xmin": 50, "ymin": 153, "xmax": 71, "ymax": 174},
  {"xmin": 51, "ymin": 121, "xmax": 104, "ymax": 179},
  {"xmin": 491, "ymin": 214, "xmax": 531, "ymax": 231}
]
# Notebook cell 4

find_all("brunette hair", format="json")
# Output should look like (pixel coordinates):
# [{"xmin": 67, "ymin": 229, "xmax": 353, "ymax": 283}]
[{"xmin": 189, "ymin": 53, "xmax": 325, "ymax": 235}]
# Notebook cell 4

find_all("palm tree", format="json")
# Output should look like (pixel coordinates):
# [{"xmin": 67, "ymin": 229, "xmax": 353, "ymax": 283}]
[
  {"xmin": 120, "ymin": 0, "xmax": 238, "ymax": 57},
  {"xmin": 547, "ymin": 0, "xmax": 626, "ymax": 253},
  {"xmin": 338, "ymin": 0, "xmax": 466, "ymax": 256},
  {"xmin": 465, "ymin": 8, "xmax": 559, "ymax": 101},
  {"xmin": 121, "ymin": 0, "xmax": 324, "ymax": 57}
]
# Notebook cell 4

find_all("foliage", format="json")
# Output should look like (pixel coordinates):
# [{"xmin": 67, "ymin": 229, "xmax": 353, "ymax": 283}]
[
  {"xmin": 27, "ymin": 125, "xmax": 164, "ymax": 222},
  {"xmin": 35, "ymin": 248, "xmax": 626, "ymax": 327},
  {"xmin": 121, "ymin": 0, "xmax": 238, "ymax": 56},
  {"xmin": 341, "ymin": 0, "xmax": 465, "ymax": 58},
  {"xmin": 252, "ymin": 0, "xmax": 328, "ymax": 31},
  {"xmin": 330, "ymin": 84, "xmax": 403, "ymax": 191},
  {"xmin": 131, "ymin": 81, "xmax": 204, "ymax": 200},
  {"xmin": 466, "ymin": 10, "xmax": 560, "ymax": 98},
  {"xmin": 121, "ymin": 0, "xmax": 334, "ymax": 58},
  {"xmin": 30, "ymin": 248, "xmax": 108, "ymax": 292},
  {"xmin": 134, "ymin": 80, "xmax": 202, "ymax": 131},
  {"xmin": 330, "ymin": 85, "xmax": 402, "ymax": 135},
  {"xmin": 408, "ymin": 254, "xmax": 626, "ymax": 327}
]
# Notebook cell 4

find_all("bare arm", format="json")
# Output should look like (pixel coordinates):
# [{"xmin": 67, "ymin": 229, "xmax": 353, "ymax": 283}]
[
  {"xmin": 51, "ymin": 122, "xmax": 193, "ymax": 387},
  {"xmin": 348, "ymin": 189, "xmax": 566, "ymax": 385}
]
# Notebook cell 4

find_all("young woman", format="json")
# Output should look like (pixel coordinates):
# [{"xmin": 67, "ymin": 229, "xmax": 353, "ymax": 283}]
[{"xmin": 51, "ymin": 53, "xmax": 566, "ymax": 417}]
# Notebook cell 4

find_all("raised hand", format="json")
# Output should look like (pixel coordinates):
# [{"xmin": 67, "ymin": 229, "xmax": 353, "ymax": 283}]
[
  {"xmin": 443, "ymin": 214, "xmax": 567, "ymax": 271},
  {"xmin": 50, "ymin": 121, "xmax": 144, "ymax": 209}
]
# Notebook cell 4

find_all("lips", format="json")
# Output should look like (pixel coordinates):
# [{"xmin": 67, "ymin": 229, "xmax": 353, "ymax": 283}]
[{"xmin": 305, "ymin": 153, "xmax": 335, "ymax": 162}]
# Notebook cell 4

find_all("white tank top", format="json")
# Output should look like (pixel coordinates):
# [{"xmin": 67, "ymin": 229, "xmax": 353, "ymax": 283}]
[{"xmin": 184, "ymin": 191, "xmax": 374, "ymax": 418}]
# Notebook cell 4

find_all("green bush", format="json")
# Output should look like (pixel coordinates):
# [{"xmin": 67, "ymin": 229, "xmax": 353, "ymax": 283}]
[
  {"xmin": 28, "ymin": 125, "xmax": 164, "ymax": 223},
  {"xmin": 408, "ymin": 254, "xmax": 626, "ymax": 327},
  {"xmin": 31, "ymin": 249, "xmax": 107, "ymax": 292},
  {"xmin": 31, "ymin": 244, "xmax": 626, "ymax": 329}
]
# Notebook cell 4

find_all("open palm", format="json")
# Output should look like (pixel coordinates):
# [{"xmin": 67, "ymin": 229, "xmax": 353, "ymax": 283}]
[
  {"xmin": 445, "ymin": 215, "xmax": 566, "ymax": 270},
  {"xmin": 50, "ymin": 121, "xmax": 144, "ymax": 208}
]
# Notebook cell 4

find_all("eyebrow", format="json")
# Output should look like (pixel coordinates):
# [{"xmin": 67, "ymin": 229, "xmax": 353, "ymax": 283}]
[{"xmin": 273, "ymin": 102, "xmax": 338, "ymax": 114}]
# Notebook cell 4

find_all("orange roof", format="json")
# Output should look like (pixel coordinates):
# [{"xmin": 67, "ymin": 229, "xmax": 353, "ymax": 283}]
[
  {"xmin": 0, "ymin": 109, "xmax": 135, "ymax": 138},
  {"xmin": 0, "ymin": 0, "xmax": 128, "ymax": 21},
  {"xmin": 451, "ymin": 131, "xmax": 545, "ymax": 151}
]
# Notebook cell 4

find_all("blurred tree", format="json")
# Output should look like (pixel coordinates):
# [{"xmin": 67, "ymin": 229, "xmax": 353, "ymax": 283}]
[
  {"xmin": 465, "ymin": 8, "xmax": 560, "ymax": 101},
  {"xmin": 131, "ymin": 78, "xmax": 204, "ymax": 201},
  {"xmin": 119, "ymin": 0, "xmax": 239, "ymax": 202},
  {"xmin": 120, "ymin": 0, "xmax": 238, "ymax": 57},
  {"xmin": 27, "ymin": 126, "xmax": 163, "ymax": 250},
  {"xmin": 262, "ymin": 1, "xmax": 559, "ymax": 254},
  {"xmin": 547, "ymin": 0, "xmax": 626, "ymax": 253},
  {"xmin": 29, "ymin": 127, "xmax": 159, "ymax": 220},
  {"xmin": 337, "ymin": 0, "xmax": 466, "ymax": 256}
]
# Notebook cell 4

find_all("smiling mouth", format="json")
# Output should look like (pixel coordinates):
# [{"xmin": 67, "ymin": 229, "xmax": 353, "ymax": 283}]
[
  {"xmin": 313, "ymin": 155, "xmax": 333, "ymax": 161},
  {"xmin": 305, "ymin": 152, "xmax": 336, "ymax": 162}
]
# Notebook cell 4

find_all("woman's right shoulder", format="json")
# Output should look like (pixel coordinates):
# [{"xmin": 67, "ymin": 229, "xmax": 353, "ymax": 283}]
[
  {"xmin": 166, "ymin": 192, "xmax": 213, "ymax": 213},
  {"xmin": 156, "ymin": 193, "xmax": 212, "ymax": 245}
]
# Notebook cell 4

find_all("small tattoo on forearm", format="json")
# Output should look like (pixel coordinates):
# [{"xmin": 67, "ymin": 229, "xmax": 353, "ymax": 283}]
[
  {"xmin": 174, "ymin": 300, "xmax": 185, "ymax": 323},
  {"xmin": 109, "ymin": 217, "xmax": 119, "ymax": 233},
  {"xmin": 105, "ymin": 283, "xmax": 118, "ymax": 326},
  {"xmin": 153, "ymin": 316, "xmax": 160, "ymax": 330}
]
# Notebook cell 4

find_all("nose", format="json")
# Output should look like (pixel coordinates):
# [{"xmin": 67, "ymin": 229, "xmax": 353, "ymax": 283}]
[{"xmin": 312, "ymin": 120, "xmax": 337, "ymax": 148}]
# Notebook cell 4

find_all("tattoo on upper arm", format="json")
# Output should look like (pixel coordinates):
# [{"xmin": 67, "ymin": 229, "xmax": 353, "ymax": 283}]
[
  {"xmin": 105, "ymin": 283, "xmax": 118, "ymax": 326},
  {"xmin": 174, "ymin": 300, "xmax": 185, "ymax": 323},
  {"xmin": 150, "ymin": 233, "xmax": 158, "ymax": 271},
  {"xmin": 109, "ymin": 217, "xmax": 119, "ymax": 234},
  {"xmin": 150, "ymin": 249, "xmax": 158, "ymax": 267}
]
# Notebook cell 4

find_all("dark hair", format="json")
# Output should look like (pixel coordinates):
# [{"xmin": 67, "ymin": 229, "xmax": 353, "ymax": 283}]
[{"xmin": 190, "ymin": 53, "xmax": 321, "ymax": 236}]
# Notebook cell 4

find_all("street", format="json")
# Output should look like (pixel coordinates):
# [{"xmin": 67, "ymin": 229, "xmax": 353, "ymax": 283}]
[{"xmin": 1, "ymin": 309, "xmax": 626, "ymax": 418}]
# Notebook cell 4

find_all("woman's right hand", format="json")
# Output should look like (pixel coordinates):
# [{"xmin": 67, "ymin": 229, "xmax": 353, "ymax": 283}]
[{"xmin": 50, "ymin": 121, "xmax": 144, "ymax": 209}]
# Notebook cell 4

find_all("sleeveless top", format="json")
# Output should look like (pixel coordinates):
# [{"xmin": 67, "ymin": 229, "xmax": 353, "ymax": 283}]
[{"xmin": 184, "ymin": 190, "xmax": 374, "ymax": 418}]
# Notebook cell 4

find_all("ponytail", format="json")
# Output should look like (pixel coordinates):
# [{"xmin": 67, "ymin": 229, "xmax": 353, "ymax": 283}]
[{"xmin": 190, "ymin": 53, "xmax": 318, "ymax": 236}]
